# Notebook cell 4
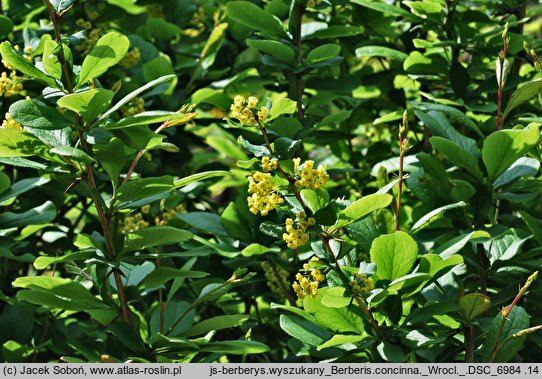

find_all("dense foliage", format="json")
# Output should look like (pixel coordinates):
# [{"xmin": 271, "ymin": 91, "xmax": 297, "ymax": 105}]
[{"xmin": 0, "ymin": 0, "xmax": 541, "ymax": 363}]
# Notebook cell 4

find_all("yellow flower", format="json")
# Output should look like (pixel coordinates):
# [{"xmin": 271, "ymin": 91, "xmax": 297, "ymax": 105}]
[
  {"xmin": 1, "ymin": 113, "xmax": 22, "ymax": 130},
  {"xmin": 349, "ymin": 272, "xmax": 374, "ymax": 297},
  {"xmin": 247, "ymin": 171, "xmax": 284, "ymax": 215},
  {"xmin": 282, "ymin": 212, "xmax": 316, "ymax": 249},
  {"xmin": 0, "ymin": 71, "xmax": 24, "ymax": 97},
  {"xmin": 257, "ymin": 106, "xmax": 269, "ymax": 121},
  {"xmin": 292, "ymin": 258, "xmax": 325, "ymax": 299},
  {"xmin": 120, "ymin": 97, "xmax": 145, "ymax": 118},
  {"xmin": 247, "ymin": 96, "xmax": 258, "ymax": 108},
  {"xmin": 293, "ymin": 158, "xmax": 329, "ymax": 190},
  {"xmin": 261, "ymin": 156, "xmax": 277, "ymax": 172}
]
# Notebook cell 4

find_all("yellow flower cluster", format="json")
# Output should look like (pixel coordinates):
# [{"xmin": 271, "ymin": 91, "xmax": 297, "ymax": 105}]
[
  {"xmin": 261, "ymin": 261, "xmax": 289, "ymax": 295},
  {"xmin": 247, "ymin": 171, "xmax": 284, "ymax": 216},
  {"xmin": 230, "ymin": 95, "xmax": 269, "ymax": 126},
  {"xmin": 120, "ymin": 97, "xmax": 145, "ymax": 118},
  {"xmin": 293, "ymin": 158, "xmax": 329, "ymax": 190},
  {"xmin": 1, "ymin": 113, "xmax": 22, "ymax": 130},
  {"xmin": 119, "ymin": 203, "xmax": 186, "ymax": 233},
  {"xmin": 349, "ymin": 272, "xmax": 374, "ymax": 297},
  {"xmin": 119, "ymin": 48, "xmax": 141, "ymax": 68},
  {"xmin": 282, "ymin": 211, "xmax": 315, "ymax": 249},
  {"xmin": 261, "ymin": 156, "xmax": 277, "ymax": 172},
  {"xmin": 75, "ymin": 19, "xmax": 102, "ymax": 56},
  {"xmin": 292, "ymin": 258, "xmax": 325, "ymax": 299},
  {"xmin": 0, "ymin": 71, "xmax": 23, "ymax": 97}
]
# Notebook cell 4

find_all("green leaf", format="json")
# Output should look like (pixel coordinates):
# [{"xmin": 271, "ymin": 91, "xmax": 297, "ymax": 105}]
[
  {"xmin": 0, "ymin": 129, "xmax": 48, "ymax": 158},
  {"xmin": 430, "ymin": 137, "xmax": 483, "ymax": 181},
  {"xmin": 143, "ymin": 54, "xmax": 177, "ymax": 95},
  {"xmin": 320, "ymin": 287, "xmax": 351, "ymax": 308},
  {"xmin": 174, "ymin": 170, "xmax": 230, "ymax": 189},
  {"xmin": 106, "ymin": 111, "xmax": 192, "ymax": 129},
  {"xmin": 484, "ymin": 228, "xmax": 531, "ymax": 265},
  {"xmin": 300, "ymin": 188, "xmax": 330, "ymax": 214},
  {"xmin": 314, "ymin": 306, "xmax": 365, "ymax": 334},
  {"xmin": 482, "ymin": 123, "xmax": 540, "ymax": 182},
  {"xmin": 246, "ymin": 39, "xmax": 295, "ymax": 64},
  {"xmin": 97, "ymin": 75, "xmax": 176, "ymax": 124},
  {"xmin": 241, "ymin": 243, "xmax": 271, "ymax": 256},
  {"xmin": 268, "ymin": 98, "xmax": 297, "ymax": 121},
  {"xmin": 494, "ymin": 157, "xmax": 540, "ymax": 189},
  {"xmin": 199, "ymin": 340, "xmax": 269, "ymax": 355},
  {"xmin": 377, "ymin": 341, "xmax": 407, "ymax": 362},
  {"xmin": 355, "ymin": 45, "xmax": 407, "ymax": 61},
  {"xmin": 200, "ymin": 23, "xmax": 228, "ymax": 71},
  {"xmin": 57, "ymin": 89, "xmax": 114, "ymax": 123},
  {"xmin": 76, "ymin": 31, "xmax": 130, "ymax": 89},
  {"xmin": 13, "ymin": 276, "xmax": 108, "ymax": 311},
  {"xmin": 49, "ymin": 146, "xmax": 94, "ymax": 163},
  {"xmin": 50, "ymin": 0, "xmax": 77, "ymax": 12},
  {"xmin": 123, "ymin": 226, "xmax": 192, "ymax": 253},
  {"xmin": 0, "ymin": 41, "xmax": 58, "ymax": 88},
  {"xmin": 309, "ymin": 26, "xmax": 363, "ymax": 39},
  {"xmin": 317, "ymin": 334, "xmax": 366, "ymax": 351},
  {"xmin": 503, "ymin": 78, "xmax": 542, "ymax": 121},
  {"xmin": 274, "ymin": 137, "xmax": 301, "ymax": 159},
  {"xmin": 34, "ymin": 251, "xmax": 94, "ymax": 270},
  {"xmin": 306, "ymin": 44, "xmax": 341, "ymax": 63},
  {"xmin": 0, "ymin": 171, "xmax": 10, "ymax": 195},
  {"xmin": 42, "ymin": 39, "xmax": 66, "ymax": 79},
  {"xmin": 370, "ymin": 231, "xmax": 418, "ymax": 281},
  {"xmin": 94, "ymin": 137, "xmax": 126, "ymax": 187},
  {"xmin": 334, "ymin": 193, "xmax": 393, "ymax": 229},
  {"xmin": 183, "ymin": 315, "xmax": 249, "ymax": 337},
  {"xmin": 279, "ymin": 314, "xmax": 332, "ymax": 347},
  {"xmin": 0, "ymin": 15, "xmax": 14, "ymax": 39},
  {"xmin": 177, "ymin": 212, "xmax": 228, "ymax": 237},
  {"xmin": 418, "ymin": 254, "xmax": 463, "ymax": 279},
  {"xmin": 352, "ymin": 0, "xmax": 418, "ymax": 19},
  {"xmin": 141, "ymin": 267, "xmax": 208, "ymax": 288},
  {"xmin": 415, "ymin": 110, "xmax": 478, "ymax": 158},
  {"xmin": 0, "ymin": 177, "xmax": 50, "ymax": 205},
  {"xmin": 0, "ymin": 201, "xmax": 56, "ymax": 229},
  {"xmin": 459, "ymin": 293, "xmax": 491, "ymax": 322},
  {"xmin": 9, "ymin": 99, "xmax": 72, "ymax": 130},
  {"xmin": 116, "ymin": 176, "xmax": 175, "ymax": 205},
  {"xmin": 482, "ymin": 306, "xmax": 529, "ymax": 362},
  {"xmin": 226, "ymin": 1, "xmax": 287, "ymax": 38},
  {"xmin": 410, "ymin": 201, "xmax": 467, "ymax": 234},
  {"xmin": 411, "ymin": 102, "xmax": 483, "ymax": 137},
  {"xmin": 404, "ymin": 51, "xmax": 444, "ymax": 75}
]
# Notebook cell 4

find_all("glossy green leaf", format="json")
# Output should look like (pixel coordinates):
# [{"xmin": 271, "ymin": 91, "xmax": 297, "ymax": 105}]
[
  {"xmin": 199, "ymin": 340, "xmax": 269, "ymax": 355},
  {"xmin": 410, "ymin": 201, "xmax": 467, "ymax": 234},
  {"xmin": 184, "ymin": 315, "xmax": 249, "ymax": 337},
  {"xmin": 482, "ymin": 306, "xmax": 529, "ymax": 362},
  {"xmin": 334, "ymin": 193, "xmax": 393, "ymax": 229},
  {"xmin": 174, "ymin": 171, "xmax": 230, "ymax": 189},
  {"xmin": 411, "ymin": 101, "xmax": 483, "ymax": 137},
  {"xmin": 49, "ymin": 146, "xmax": 94, "ymax": 163},
  {"xmin": 241, "ymin": 243, "xmax": 270, "ymax": 256},
  {"xmin": 306, "ymin": 44, "xmax": 341, "ymax": 62},
  {"xmin": 116, "ymin": 176, "xmax": 175, "ymax": 205},
  {"xmin": 300, "ymin": 188, "xmax": 329, "ymax": 214},
  {"xmin": 274, "ymin": 137, "xmax": 301, "ymax": 159},
  {"xmin": 57, "ymin": 89, "xmax": 114, "ymax": 123},
  {"xmin": 493, "ymin": 157, "xmax": 540, "ymax": 189},
  {"xmin": 50, "ymin": 0, "xmax": 77, "ymax": 12},
  {"xmin": 355, "ymin": 45, "xmax": 407, "ymax": 61},
  {"xmin": 377, "ymin": 341, "xmax": 407, "ymax": 362},
  {"xmin": 370, "ymin": 231, "xmax": 418, "ymax": 281},
  {"xmin": 97, "ymin": 75, "xmax": 176, "ymax": 124},
  {"xmin": 459, "ymin": 293, "xmax": 491, "ymax": 322},
  {"xmin": 268, "ymin": 98, "xmax": 297, "ymax": 121},
  {"xmin": 94, "ymin": 137, "xmax": 126, "ymax": 187},
  {"xmin": 0, "ymin": 201, "xmax": 56, "ymax": 229},
  {"xmin": 0, "ymin": 15, "xmax": 14, "ymax": 38},
  {"xmin": 34, "ymin": 251, "xmax": 94, "ymax": 270},
  {"xmin": 13, "ymin": 276, "xmax": 108, "ymax": 311},
  {"xmin": 76, "ymin": 31, "xmax": 130, "ymax": 89},
  {"xmin": 9, "ymin": 99, "xmax": 72, "ymax": 130},
  {"xmin": 226, "ymin": 1, "xmax": 287, "ymax": 38},
  {"xmin": 279, "ymin": 314, "xmax": 332, "ymax": 347},
  {"xmin": 482, "ymin": 123, "xmax": 540, "ymax": 182},
  {"xmin": 503, "ymin": 78, "xmax": 542, "ymax": 121},
  {"xmin": 123, "ymin": 226, "xmax": 192, "ymax": 253},
  {"xmin": 246, "ymin": 39, "xmax": 295, "ymax": 64},
  {"xmin": 430, "ymin": 137, "xmax": 483, "ymax": 180},
  {"xmin": 317, "ymin": 334, "xmax": 366, "ymax": 351},
  {"xmin": 0, "ymin": 41, "xmax": 58, "ymax": 88}
]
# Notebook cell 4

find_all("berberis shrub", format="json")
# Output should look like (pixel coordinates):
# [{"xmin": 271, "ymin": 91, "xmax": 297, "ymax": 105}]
[{"xmin": 0, "ymin": 0, "xmax": 541, "ymax": 364}]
